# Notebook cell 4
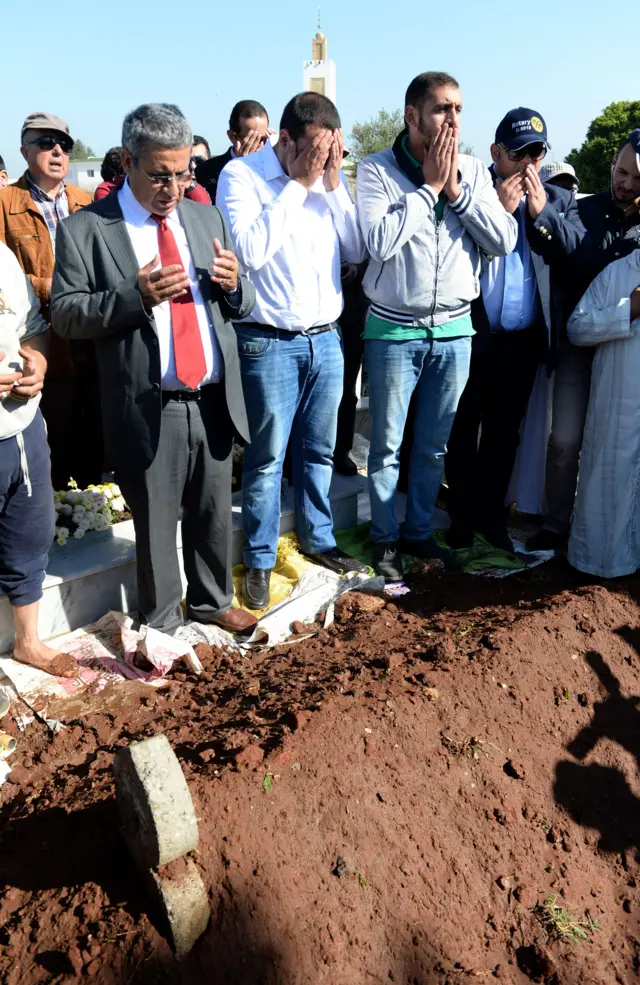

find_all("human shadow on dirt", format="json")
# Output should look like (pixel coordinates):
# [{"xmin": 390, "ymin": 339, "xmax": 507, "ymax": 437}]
[
  {"xmin": 554, "ymin": 649, "xmax": 640, "ymax": 862},
  {"xmin": 0, "ymin": 797, "xmax": 148, "ymax": 915}
]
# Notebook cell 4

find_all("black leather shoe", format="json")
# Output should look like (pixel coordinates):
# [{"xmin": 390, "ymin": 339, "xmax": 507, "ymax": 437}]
[
  {"xmin": 302, "ymin": 547, "xmax": 367, "ymax": 574},
  {"xmin": 479, "ymin": 524, "xmax": 514, "ymax": 554},
  {"xmin": 333, "ymin": 454, "xmax": 358, "ymax": 476},
  {"xmin": 445, "ymin": 523, "xmax": 474, "ymax": 550},
  {"xmin": 526, "ymin": 529, "xmax": 567, "ymax": 553},
  {"xmin": 372, "ymin": 542, "xmax": 404, "ymax": 582},
  {"xmin": 243, "ymin": 568, "xmax": 272, "ymax": 609},
  {"xmin": 398, "ymin": 536, "xmax": 463, "ymax": 572}
]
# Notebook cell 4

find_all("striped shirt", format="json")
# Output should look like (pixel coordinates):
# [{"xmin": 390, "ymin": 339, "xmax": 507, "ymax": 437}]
[{"xmin": 27, "ymin": 174, "xmax": 69, "ymax": 253}]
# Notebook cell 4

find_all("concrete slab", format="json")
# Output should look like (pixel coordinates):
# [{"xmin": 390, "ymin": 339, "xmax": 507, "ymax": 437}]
[
  {"xmin": 113, "ymin": 734, "xmax": 199, "ymax": 869},
  {"xmin": 147, "ymin": 858, "xmax": 210, "ymax": 958}
]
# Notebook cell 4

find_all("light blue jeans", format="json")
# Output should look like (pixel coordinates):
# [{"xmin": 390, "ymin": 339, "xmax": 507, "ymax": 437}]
[
  {"xmin": 366, "ymin": 336, "xmax": 471, "ymax": 544},
  {"xmin": 237, "ymin": 325, "xmax": 344, "ymax": 569}
]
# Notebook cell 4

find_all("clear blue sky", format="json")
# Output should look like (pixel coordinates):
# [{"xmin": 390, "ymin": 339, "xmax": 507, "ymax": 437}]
[{"xmin": 1, "ymin": 0, "xmax": 636, "ymax": 177}]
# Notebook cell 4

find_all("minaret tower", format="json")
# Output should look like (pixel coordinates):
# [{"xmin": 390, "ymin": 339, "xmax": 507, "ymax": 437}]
[{"xmin": 302, "ymin": 12, "xmax": 337, "ymax": 105}]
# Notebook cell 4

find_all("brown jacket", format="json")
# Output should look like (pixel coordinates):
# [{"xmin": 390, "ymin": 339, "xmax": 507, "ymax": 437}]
[{"xmin": 0, "ymin": 172, "xmax": 91, "ymax": 319}]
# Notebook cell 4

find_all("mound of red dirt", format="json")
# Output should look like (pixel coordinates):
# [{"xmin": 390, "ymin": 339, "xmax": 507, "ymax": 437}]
[{"xmin": 0, "ymin": 560, "xmax": 639, "ymax": 984}]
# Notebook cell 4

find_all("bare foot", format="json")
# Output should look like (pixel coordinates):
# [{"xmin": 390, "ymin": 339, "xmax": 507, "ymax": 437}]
[{"xmin": 13, "ymin": 640, "xmax": 79, "ymax": 679}]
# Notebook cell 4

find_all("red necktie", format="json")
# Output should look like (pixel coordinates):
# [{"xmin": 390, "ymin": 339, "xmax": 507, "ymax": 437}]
[{"xmin": 152, "ymin": 215, "xmax": 206, "ymax": 390}]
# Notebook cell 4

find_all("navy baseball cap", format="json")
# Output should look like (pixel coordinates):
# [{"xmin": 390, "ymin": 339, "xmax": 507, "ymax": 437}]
[
  {"xmin": 628, "ymin": 128, "xmax": 640, "ymax": 170},
  {"xmin": 495, "ymin": 108, "xmax": 551, "ymax": 152}
]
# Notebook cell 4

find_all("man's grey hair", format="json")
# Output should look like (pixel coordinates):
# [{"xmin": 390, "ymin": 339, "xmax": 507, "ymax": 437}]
[{"xmin": 122, "ymin": 103, "xmax": 192, "ymax": 160}]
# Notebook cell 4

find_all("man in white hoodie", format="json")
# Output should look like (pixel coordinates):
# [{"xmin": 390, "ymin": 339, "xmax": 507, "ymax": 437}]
[
  {"xmin": 0, "ymin": 242, "xmax": 77, "ymax": 678},
  {"xmin": 356, "ymin": 71, "xmax": 517, "ymax": 581}
]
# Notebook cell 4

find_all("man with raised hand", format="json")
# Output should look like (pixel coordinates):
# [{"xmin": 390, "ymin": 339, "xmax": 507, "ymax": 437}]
[
  {"xmin": 51, "ymin": 103, "xmax": 257, "ymax": 639},
  {"xmin": 217, "ymin": 91, "xmax": 367, "ymax": 610},
  {"xmin": 528, "ymin": 128, "xmax": 640, "ymax": 552},
  {"xmin": 356, "ymin": 71, "xmax": 517, "ymax": 582},
  {"xmin": 196, "ymin": 100, "xmax": 271, "ymax": 205},
  {"xmin": 446, "ymin": 108, "xmax": 585, "ymax": 554}
]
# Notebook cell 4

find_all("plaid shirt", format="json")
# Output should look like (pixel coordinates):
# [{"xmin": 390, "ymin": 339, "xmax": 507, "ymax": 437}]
[{"xmin": 27, "ymin": 173, "xmax": 69, "ymax": 253}]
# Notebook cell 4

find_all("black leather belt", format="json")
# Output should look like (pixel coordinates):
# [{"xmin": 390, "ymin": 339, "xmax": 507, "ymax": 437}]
[
  {"xmin": 241, "ymin": 322, "xmax": 334, "ymax": 337},
  {"xmin": 304, "ymin": 323, "xmax": 332, "ymax": 336},
  {"xmin": 162, "ymin": 384, "xmax": 215, "ymax": 403}
]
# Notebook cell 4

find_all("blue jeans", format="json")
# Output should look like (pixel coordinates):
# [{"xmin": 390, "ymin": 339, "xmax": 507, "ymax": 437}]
[
  {"xmin": 366, "ymin": 336, "xmax": 471, "ymax": 544},
  {"xmin": 237, "ymin": 325, "xmax": 344, "ymax": 569},
  {"xmin": 0, "ymin": 411, "xmax": 55, "ymax": 606}
]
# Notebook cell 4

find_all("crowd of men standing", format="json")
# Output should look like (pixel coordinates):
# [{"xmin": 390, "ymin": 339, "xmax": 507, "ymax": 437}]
[{"xmin": 0, "ymin": 72, "xmax": 639, "ymax": 679}]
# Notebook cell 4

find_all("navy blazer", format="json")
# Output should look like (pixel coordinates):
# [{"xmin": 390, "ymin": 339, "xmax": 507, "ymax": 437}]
[{"xmin": 471, "ymin": 169, "xmax": 586, "ymax": 367}]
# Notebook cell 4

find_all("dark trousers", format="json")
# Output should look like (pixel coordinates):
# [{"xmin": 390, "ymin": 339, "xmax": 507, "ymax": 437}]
[
  {"xmin": 41, "ymin": 340, "xmax": 105, "ymax": 490},
  {"xmin": 334, "ymin": 316, "xmax": 365, "ymax": 460},
  {"xmin": 445, "ymin": 327, "xmax": 541, "ymax": 536},
  {"xmin": 116, "ymin": 385, "xmax": 234, "ymax": 635},
  {"xmin": 0, "ymin": 411, "xmax": 54, "ymax": 606}
]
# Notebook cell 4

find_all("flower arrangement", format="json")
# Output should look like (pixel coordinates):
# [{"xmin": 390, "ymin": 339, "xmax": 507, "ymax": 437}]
[{"xmin": 54, "ymin": 479, "xmax": 128, "ymax": 547}]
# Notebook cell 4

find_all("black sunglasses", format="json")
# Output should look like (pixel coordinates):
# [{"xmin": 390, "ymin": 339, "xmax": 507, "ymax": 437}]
[
  {"xmin": 25, "ymin": 134, "xmax": 74, "ymax": 155},
  {"xmin": 501, "ymin": 142, "xmax": 547, "ymax": 163}
]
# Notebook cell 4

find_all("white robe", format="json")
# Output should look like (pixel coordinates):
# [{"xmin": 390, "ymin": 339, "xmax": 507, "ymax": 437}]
[{"xmin": 567, "ymin": 250, "xmax": 640, "ymax": 577}]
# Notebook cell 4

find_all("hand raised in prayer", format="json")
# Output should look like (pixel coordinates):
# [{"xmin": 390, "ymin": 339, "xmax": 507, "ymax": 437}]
[
  {"xmin": 443, "ymin": 124, "xmax": 461, "ymax": 202},
  {"xmin": 323, "ymin": 129, "xmax": 344, "ymax": 193},
  {"xmin": 0, "ymin": 352, "xmax": 21, "ymax": 402},
  {"xmin": 287, "ymin": 129, "xmax": 333, "ymax": 190},
  {"xmin": 524, "ymin": 165, "xmax": 547, "ymax": 220},
  {"xmin": 233, "ymin": 130, "xmax": 267, "ymax": 157},
  {"xmin": 631, "ymin": 285, "xmax": 640, "ymax": 321},
  {"xmin": 210, "ymin": 238, "xmax": 239, "ymax": 294},
  {"xmin": 497, "ymin": 172, "xmax": 525, "ymax": 215},
  {"xmin": 137, "ymin": 254, "xmax": 189, "ymax": 309},
  {"xmin": 422, "ymin": 123, "xmax": 454, "ymax": 196}
]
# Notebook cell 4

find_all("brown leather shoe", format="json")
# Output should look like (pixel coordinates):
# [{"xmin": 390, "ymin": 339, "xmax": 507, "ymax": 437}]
[{"xmin": 209, "ymin": 607, "xmax": 258, "ymax": 636}]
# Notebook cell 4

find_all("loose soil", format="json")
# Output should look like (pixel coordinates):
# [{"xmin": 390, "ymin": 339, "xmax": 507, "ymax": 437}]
[{"xmin": 1, "ymin": 559, "xmax": 639, "ymax": 985}]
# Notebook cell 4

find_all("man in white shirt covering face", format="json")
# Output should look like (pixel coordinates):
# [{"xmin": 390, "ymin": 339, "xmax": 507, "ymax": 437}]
[
  {"xmin": 217, "ymin": 91, "xmax": 367, "ymax": 611},
  {"xmin": 566, "ymin": 246, "xmax": 640, "ymax": 578}
]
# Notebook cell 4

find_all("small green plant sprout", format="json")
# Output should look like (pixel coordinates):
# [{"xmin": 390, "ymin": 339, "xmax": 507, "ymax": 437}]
[
  {"xmin": 357, "ymin": 872, "xmax": 367, "ymax": 887},
  {"xmin": 533, "ymin": 894, "xmax": 599, "ymax": 944},
  {"xmin": 262, "ymin": 773, "xmax": 272, "ymax": 792}
]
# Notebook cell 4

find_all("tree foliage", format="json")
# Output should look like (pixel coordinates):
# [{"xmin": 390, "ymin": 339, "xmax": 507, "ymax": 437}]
[
  {"xmin": 350, "ymin": 109, "xmax": 404, "ymax": 163},
  {"xmin": 70, "ymin": 139, "xmax": 96, "ymax": 161},
  {"xmin": 350, "ymin": 108, "xmax": 474, "ymax": 163},
  {"xmin": 566, "ymin": 100, "xmax": 640, "ymax": 194}
]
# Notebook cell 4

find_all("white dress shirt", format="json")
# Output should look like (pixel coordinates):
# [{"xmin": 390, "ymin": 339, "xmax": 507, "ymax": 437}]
[
  {"xmin": 216, "ymin": 141, "xmax": 365, "ymax": 331},
  {"xmin": 481, "ymin": 194, "xmax": 539, "ymax": 332},
  {"xmin": 117, "ymin": 178, "xmax": 223, "ymax": 388}
]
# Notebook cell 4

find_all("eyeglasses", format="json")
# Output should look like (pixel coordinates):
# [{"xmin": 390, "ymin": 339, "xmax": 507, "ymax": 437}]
[
  {"xmin": 501, "ymin": 143, "xmax": 548, "ymax": 163},
  {"xmin": 24, "ymin": 134, "xmax": 74, "ymax": 155},
  {"xmin": 135, "ymin": 164, "xmax": 192, "ymax": 188}
]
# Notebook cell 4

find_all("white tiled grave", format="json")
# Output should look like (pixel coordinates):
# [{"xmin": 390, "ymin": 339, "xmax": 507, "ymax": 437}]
[{"xmin": 0, "ymin": 473, "xmax": 365, "ymax": 653}]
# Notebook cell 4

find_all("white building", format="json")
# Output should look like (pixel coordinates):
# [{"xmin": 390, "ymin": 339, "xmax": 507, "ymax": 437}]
[
  {"xmin": 302, "ymin": 26, "xmax": 336, "ymax": 105},
  {"xmin": 67, "ymin": 160, "xmax": 102, "ymax": 194}
]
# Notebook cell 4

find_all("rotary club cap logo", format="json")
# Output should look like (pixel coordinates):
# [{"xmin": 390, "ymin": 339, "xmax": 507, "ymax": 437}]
[{"xmin": 531, "ymin": 116, "xmax": 544, "ymax": 133}]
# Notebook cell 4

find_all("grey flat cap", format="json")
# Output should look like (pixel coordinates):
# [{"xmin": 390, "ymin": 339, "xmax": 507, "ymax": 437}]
[{"xmin": 21, "ymin": 112, "xmax": 72, "ymax": 143}]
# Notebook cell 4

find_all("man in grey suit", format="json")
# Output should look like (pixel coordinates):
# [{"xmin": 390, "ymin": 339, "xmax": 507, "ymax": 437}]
[{"xmin": 51, "ymin": 104, "xmax": 258, "ymax": 637}]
